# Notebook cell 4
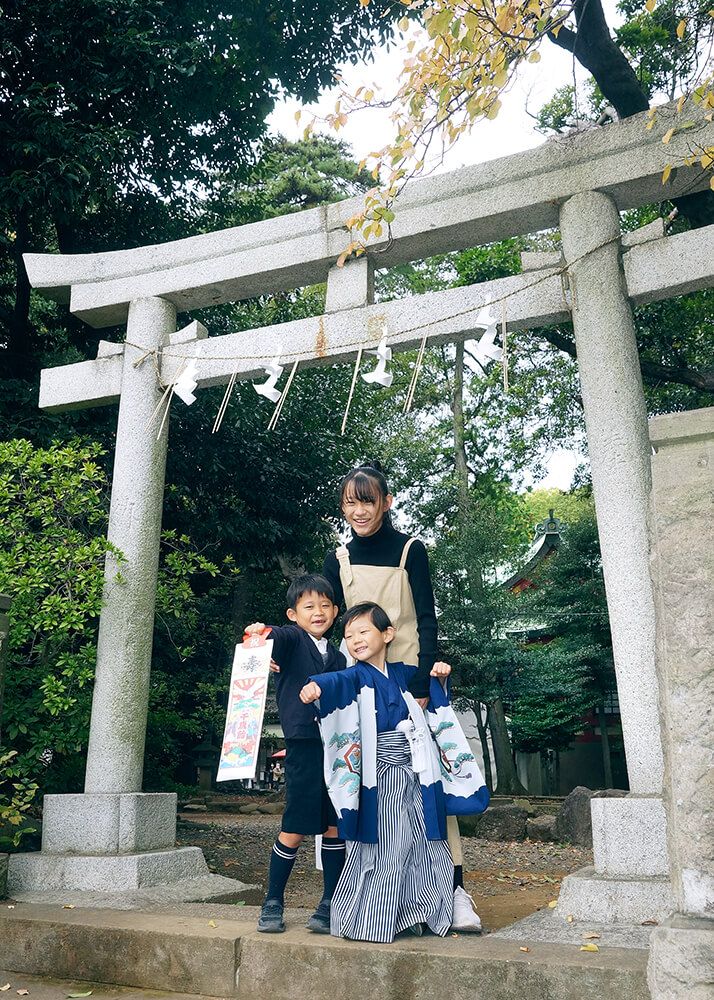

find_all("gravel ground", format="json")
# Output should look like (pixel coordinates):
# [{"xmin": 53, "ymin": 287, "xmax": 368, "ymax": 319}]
[{"xmin": 177, "ymin": 811, "xmax": 593, "ymax": 931}]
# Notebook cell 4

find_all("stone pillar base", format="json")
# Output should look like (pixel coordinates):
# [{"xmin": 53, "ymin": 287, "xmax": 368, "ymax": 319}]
[
  {"xmin": 557, "ymin": 866, "xmax": 673, "ymax": 923},
  {"xmin": 591, "ymin": 795, "xmax": 670, "ymax": 877},
  {"xmin": 41, "ymin": 792, "xmax": 177, "ymax": 854},
  {"xmin": 8, "ymin": 846, "xmax": 208, "ymax": 893},
  {"xmin": 647, "ymin": 914, "xmax": 714, "ymax": 999}
]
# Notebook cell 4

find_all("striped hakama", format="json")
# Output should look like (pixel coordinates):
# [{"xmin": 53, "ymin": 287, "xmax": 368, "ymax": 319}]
[{"xmin": 330, "ymin": 730, "xmax": 453, "ymax": 943}]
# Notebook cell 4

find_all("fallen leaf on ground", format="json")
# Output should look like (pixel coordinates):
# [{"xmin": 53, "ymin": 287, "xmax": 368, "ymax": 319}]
[
  {"xmin": 208, "ymin": 920, "xmax": 217, "ymax": 928},
  {"xmin": 566, "ymin": 915, "xmax": 574, "ymax": 923},
  {"xmin": 519, "ymin": 946, "xmax": 530, "ymax": 952},
  {"xmin": 62, "ymin": 905, "xmax": 75, "ymax": 910},
  {"xmin": 67, "ymin": 991, "xmax": 93, "ymax": 997},
  {"xmin": 1, "ymin": 984, "xmax": 11, "ymax": 991},
  {"xmin": 17, "ymin": 990, "xmax": 30, "ymax": 995},
  {"xmin": 641, "ymin": 920, "xmax": 658, "ymax": 926},
  {"xmin": 547, "ymin": 900, "xmax": 558, "ymax": 908},
  {"xmin": 580, "ymin": 943, "xmax": 599, "ymax": 952},
  {"xmin": 6, "ymin": 905, "xmax": 15, "ymax": 910},
  {"xmin": 582, "ymin": 933, "xmax": 601, "ymax": 940}
]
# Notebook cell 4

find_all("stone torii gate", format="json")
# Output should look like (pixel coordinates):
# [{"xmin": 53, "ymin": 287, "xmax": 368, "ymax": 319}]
[{"xmin": 7, "ymin": 102, "xmax": 714, "ymax": 958}]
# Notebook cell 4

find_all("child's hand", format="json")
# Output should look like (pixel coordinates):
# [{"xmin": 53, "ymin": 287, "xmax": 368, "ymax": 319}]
[
  {"xmin": 430, "ymin": 661, "xmax": 451, "ymax": 678},
  {"xmin": 244, "ymin": 621, "xmax": 266, "ymax": 635},
  {"xmin": 299, "ymin": 681, "xmax": 322, "ymax": 704}
]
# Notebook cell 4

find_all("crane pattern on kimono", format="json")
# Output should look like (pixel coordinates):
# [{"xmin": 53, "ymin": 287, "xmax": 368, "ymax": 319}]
[{"xmin": 432, "ymin": 720, "xmax": 476, "ymax": 781}]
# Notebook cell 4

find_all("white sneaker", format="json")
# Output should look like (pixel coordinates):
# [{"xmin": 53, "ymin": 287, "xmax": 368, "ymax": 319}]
[{"xmin": 451, "ymin": 886, "xmax": 483, "ymax": 933}]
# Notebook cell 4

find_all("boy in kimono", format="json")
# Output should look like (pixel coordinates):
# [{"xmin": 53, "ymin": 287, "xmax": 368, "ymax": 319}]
[
  {"xmin": 299, "ymin": 602, "xmax": 489, "ymax": 942},
  {"xmin": 245, "ymin": 574, "xmax": 346, "ymax": 935}
]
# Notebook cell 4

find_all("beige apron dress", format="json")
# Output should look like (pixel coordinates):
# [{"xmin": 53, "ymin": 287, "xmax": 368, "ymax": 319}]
[{"xmin": 335, "ymin": 539, "xmax": 463, "ymax": 866}]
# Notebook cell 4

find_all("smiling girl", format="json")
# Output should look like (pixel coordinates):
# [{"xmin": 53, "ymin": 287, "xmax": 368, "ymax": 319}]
[{"xmin": 321, "ymin": 462, "xmax": 482, "ymax": 932}]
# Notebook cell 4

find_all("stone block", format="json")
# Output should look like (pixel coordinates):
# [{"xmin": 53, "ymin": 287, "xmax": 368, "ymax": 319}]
[
  {"xmin": 527, "ymin": 815, "xmax": 556, "ymax": 842},
  {"xmin": 520, "ymin": 250, "xmax": 562, "ymax": 272},
  {"xmin": 325, "ymin": 258, "xmax": 374, "ymax": 312},
  {"xmin": 8, "ymin": 846, "xmax": 206, "ymax": 893},
  {"xmin": 459, "ymin": 804, "xmax": 528, "ymax": 841},
  {"xmin": 0, "ymin": 903, "xmax": 247, "ymax": 995},
  {"xmin": 591, "ymin": 795, "xmax": 669, "ymax": 876},
  {"xmin": 557, "ymin": 866, "xmax": 673, "ymax": 923},
  {"xmin": 256, "ymin": 803, "xmax": 283, "ymax": 815},
  {"xmin": 0, "ymin": 852, "xmax": 8, "ymax": 899},
  {"xmin": 238, "ymin": 922, "xmax": 650, "ymax": 1000},
  {"xmin": 622, "ymin": 218, "xmax": 665, "ymax": 247},
  {"xmin": 647, "ymin": 914, "xmax": 714, "ymax": 1000},
  {"xmin": 239, "ymin": 803, "xmax": 260, "ymax": 815},
  {"xmin": 42, "ymin": 792, "xmax": 176, "ymax": 855},
  {"xmin": 118, "ymin": 792, "xmax": 177, "ymax": 853}
]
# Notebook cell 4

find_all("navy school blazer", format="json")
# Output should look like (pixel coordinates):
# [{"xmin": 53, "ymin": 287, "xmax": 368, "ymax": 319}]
[{"xmin": 268, "ymin": 623, "xmax": 346, "ymax": 739}]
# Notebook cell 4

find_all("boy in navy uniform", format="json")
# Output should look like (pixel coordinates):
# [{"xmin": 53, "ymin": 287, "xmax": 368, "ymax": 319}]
[{"xmin": 244, "ymin": 574, "xmax": 346, "ymax": 934}]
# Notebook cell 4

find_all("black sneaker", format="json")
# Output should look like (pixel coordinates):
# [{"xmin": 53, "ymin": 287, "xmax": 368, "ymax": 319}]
[
  {"xmin": 257, "ymin": 898, "xmax": 285, "ymax": 933},
  {"xmin": 306, "ymin": 900, "xmax": 331, "ymax": 934}
]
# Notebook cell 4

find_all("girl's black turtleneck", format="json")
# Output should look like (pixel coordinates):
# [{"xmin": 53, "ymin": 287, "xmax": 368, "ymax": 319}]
[{"xmin": 322, "ymin": 518, "xmax": 437, "ymax": 697}]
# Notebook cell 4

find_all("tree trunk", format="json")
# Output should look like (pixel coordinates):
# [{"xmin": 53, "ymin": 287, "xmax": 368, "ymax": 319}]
[
  {"xmin": 453, "ymin": 340, "xmax": 471, "ymax": 521},
  {"xmin": 597, "ymin": 704, "xmax": 614, "ymax": 788},
  {"xmin": 489, "ymin": 697, "xmax": 527, "ymax": 795},
  {"xmin": 6, "ymin": 211, "xmax": 34, "ymax": 378},
  {"xmin": 474, "ymin": 700, "xmax": 493, "ymax": 792},
  {"xmin": 231, "ymin": 566, "xmax": 255, "ymax": 639},
  {"xmin": 548, "ymin": 0, "xmax": 714, "ymax": 227},
  {"xmin": 549, "ymin": 0, "xmax": 649, "ymax": 119}
]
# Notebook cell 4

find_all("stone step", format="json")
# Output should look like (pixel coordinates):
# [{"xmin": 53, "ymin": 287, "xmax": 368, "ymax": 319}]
[
  {"xmin": 0, "ymin": 902, "xmax": 650, "ymax": 1000},
  {"xmin": 0, "ymin": 903, "xmax": 249, "ymax": 997}
]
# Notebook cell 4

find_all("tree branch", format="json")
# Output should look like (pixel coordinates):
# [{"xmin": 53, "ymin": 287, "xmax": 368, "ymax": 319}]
[{"xmin": 540, "ymin": 328, "xmax": 714, "ymax": 394}]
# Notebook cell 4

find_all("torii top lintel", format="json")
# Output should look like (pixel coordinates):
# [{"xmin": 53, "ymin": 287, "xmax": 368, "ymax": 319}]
[{"xmin": 24, "ymin": 102, "xmax": 714, "ymax": 329}]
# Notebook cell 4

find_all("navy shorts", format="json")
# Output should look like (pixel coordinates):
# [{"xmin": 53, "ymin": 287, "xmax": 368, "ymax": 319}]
[{"xmin": 281, "ymin": 738, "xmax": 337, "ymax": 835}]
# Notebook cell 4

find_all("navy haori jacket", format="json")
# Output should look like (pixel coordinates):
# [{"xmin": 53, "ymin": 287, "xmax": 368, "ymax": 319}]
[
  {"xmin": 268, "ymin": 623, "xmax": 346, "ymax": 740},
  {"xmin": 310, "ymin": 662, "xmax": 490, "ymax": 843}
]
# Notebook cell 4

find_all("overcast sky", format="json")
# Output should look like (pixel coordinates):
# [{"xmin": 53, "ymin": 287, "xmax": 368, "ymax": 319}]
[{"xmin": 268, "ymin": 4, "xmax": 624, "ymax": 490}]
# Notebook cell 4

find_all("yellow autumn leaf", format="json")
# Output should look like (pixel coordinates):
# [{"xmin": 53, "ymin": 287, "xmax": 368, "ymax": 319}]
[
  {"xmin": 208, "ymin": 920, "xmax": 217, "ymax": 928},
  {"xmin": 645, "ymin": 0, "xmax": 656, "ymax": 10},
  {"xmin": 399, "ymin": 17, "xmax": 410, "ymax": 31},
  {"xmin": 701, "ymin": 148, "xmax": 714, "ymax": 169},
  {"xmin": 359, "ymin": 0, "xmax": 370, "ymax": 7},
  {"xmin": 676, "ymin": 94, "xmax": 687, "ymax": 114},
  {"xmin": 661, "ymin": 164, "xmax": 672, "ymax": 184},
  {"xmin": 527, "ymin": 50, "xmax": 541, "ymax": 63},
  {"xmin": 710, "ymin": 175, "xmax": 714, "ymax": 191},
  {"xmin": 676, "ymin": 19, "xmax": 686, "ymax": 39},
  {"xmin": 580, "ymin": 943, "xmax": 599, "ymax": 952},
  {"xmin": 547, "ymin": 900, "xmax": 558, "ymax": 908},
  {"xmin": 294, "ymin": 110, "xmax": 301, "ymax": 124},
  {"xmin": 662, "ymin": 128, "xmax": 675, "ymax": 144}
]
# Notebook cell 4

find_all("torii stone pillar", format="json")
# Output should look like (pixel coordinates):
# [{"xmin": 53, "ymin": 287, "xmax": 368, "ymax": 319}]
[
  {"xmin": 7, "ymin": 297, "xmax": 224, "ymax": 897},
  {"xmin": 556, "ymin": 191, "xmax": 672, "ymax": 922}
]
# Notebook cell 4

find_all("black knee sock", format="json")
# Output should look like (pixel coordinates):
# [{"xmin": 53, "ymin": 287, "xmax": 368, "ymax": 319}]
[
  {"xmin": 320, "ymin": 836, "xmax": 346, "ymax": 903},
  {"xmin": 453, "ymin": 865, "xmax": 464, "ymax": 890},
  {"xmin": 265, "ymin": 839, "xmax": 299, "ymax": 905}
]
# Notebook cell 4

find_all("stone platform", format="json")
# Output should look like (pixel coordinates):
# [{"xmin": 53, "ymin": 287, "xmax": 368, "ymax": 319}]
[{"xmin": 0, "ymin": 902, "xmax": 650, "ymax": 1000}]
